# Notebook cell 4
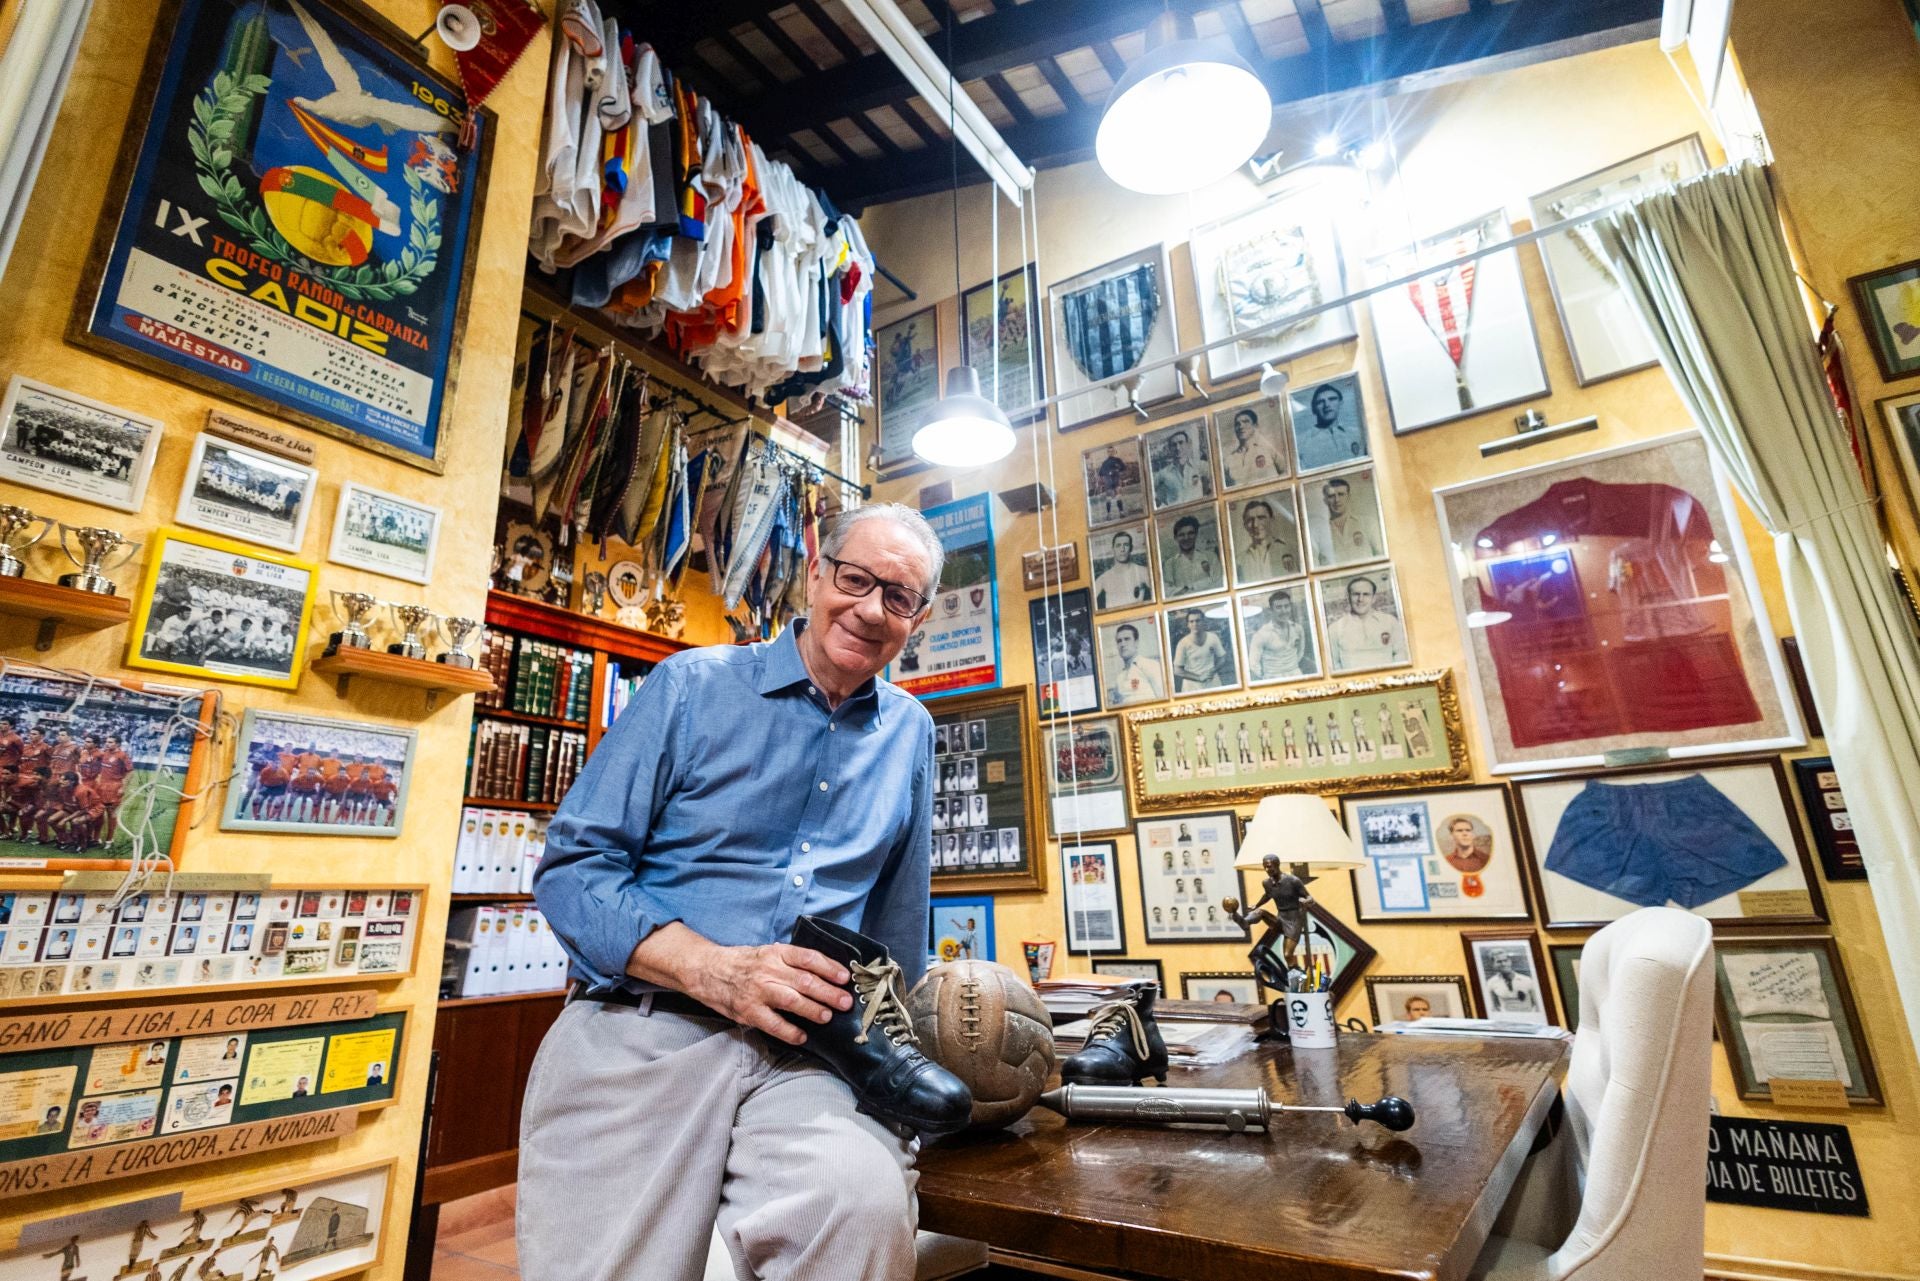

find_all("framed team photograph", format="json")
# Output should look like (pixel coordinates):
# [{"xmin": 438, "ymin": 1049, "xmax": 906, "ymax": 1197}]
[
  {"xmin": 1153, "ymin": 506, "xmax": 1227, "ymax": 601},
  {"xmin": 328, "ymin": 482, "xmax": 443, "ymax": 585},
  {"xmin": 1462, "ymin": 929, "xmax": 1558, "ymax": 1024},
  {"xmin": 70, "ymin": 0, "xmax": 493, "ymax": 473},
  {"xmin": 1849, "ymin": 255, "xmax": 1920, "ymax": 382},
  {"xmin": 1092, "ymin": 958, "xmax": 1166, "ymax": 988},
  {"xmin": 1044, "ymin": 715, "xmax": 1131, "ymax": 839},
  {"xmin": 1364, "ymin": 974, "xmax": 1471, "ymax": 1025},
  {"xmin": 1317, "ymin": 567, "xmax": 1411, "ymax": 675},
  {"xmin": 1143, "ymin": 418, "xmax": 1216, "ymax": 511},
  {"xmin": 1050, "ymin": 244, "xmax": 1184, "ymax": 431},
  {"xmin": 1529, "ymin": 136, "xmax": 1710, "ymax": 385},
  {"xmin": 924, "ymin": 686, "xmax": 1045, "ymax": 893},
  {"xmin": 221, "ymin": 708, "xmax": 416, "ymax": 837},
  {"xmin": 1340, "ymin": 784, "xmax": 1532, "ymax": 922},
  {"xmin": 0, "ymin": 665, "xmax": 218, "ymax": 866},
  {"xmin": 1368, "ymin": 212, "xmax": 1550, "ymax": 434},
  {"xmin": 1089, "ymin": 523, "xmax": 1156, "ymax": 613},
  {"xmin": 929, "ymin": 895, "xmax": 995, "ymax": 964},
  {"xmin": 0, "ymin": 375, "xmax": 162, "ymax": 513},
  {"xmin": 1134, "ymin": 811, "xmax": 1248, "ymax": 944},
  {"xmin": 1513, "ymin": 755, "xmax": 1827, "ymax": 930},
  {"xmin": 1083, "ymin": 438, "xmax": 1149, "ymax": 529},
  {"xmin": 961, "ymin": 263, "xmax": 1044, "ymax": 424},
  {"xmin": 1123, "ymin": 669, "xmax": 1470, "ymax": 810},
  {"xmin": 1226, "ymin": 486, "xmax": 1304, "ymax": 587},
  {"xmin": 1214, "ymin": 400, "xmax": 1290, "ymax": 491},
  {"xmin": 875, "ymin": 306, "xmax": 940, "ymax": 470},
  {"xmin": 1097, "ymin": 616, "xmax": 1167, "ymax": 709},
  {"xmin": 1031, "ymin": 589, "xmax": 1100, "ymax": 718},
  {"xmin": 1188, "ymin": 185, "xmax": 1356, "ymax": 384},
  {"xmin": 1302, "ymin": 465, "xmax": 1388, "ymax": 571},
  {"xmin": 175, "ymin": 433, "xmax": 318, "ymax": 553},
  {"xmin": 1435, "ymin": 432, "xmax": 1802, "ymax": 772},
  {"xmin": 1237, "ymin": 583, "xmax": 1322, "ymax": 686},
  {"xmin": 1286, "ymin": 372, "xmax": 1370, "ymax": 475},
  {"xmin": 1713, "ymin": 934, "xmax": 1881, "ymax": 1106},
  {"xmin": 1164, "ymin": 599, "xmax": 1241, "ymax": 697},
  {"xmin": 126, "ymin": 528, "xmax": 318, "ymax": 691},
  {"xmin": 1550, "ymin": 943, "xmax": 1585, "ymax": 1031},
  {"xmin": 1061, "ymin": 841, "xmax": 1127, "ymax": 953},
  {"xmin": 1181, "ymin": 972, "xmax": 1261, "ymax": 1004}
]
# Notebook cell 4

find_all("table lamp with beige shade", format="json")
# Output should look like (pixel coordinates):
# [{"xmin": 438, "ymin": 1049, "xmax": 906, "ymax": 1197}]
[{"xmin": 1224, "ymin": 794, "xmax": 1366, "ymax": 992}]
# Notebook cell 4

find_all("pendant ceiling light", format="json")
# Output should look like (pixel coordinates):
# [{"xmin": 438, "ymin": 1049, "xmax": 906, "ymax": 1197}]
[
  {"xmin": 1096, "ymin": 10, "xmax": 1272, "ymax": 195},
  {"xmin": 912, "ymin": 2, "xmax": 1016, "ymax": 468}
]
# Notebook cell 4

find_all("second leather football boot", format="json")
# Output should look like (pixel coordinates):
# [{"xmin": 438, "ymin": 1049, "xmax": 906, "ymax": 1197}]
[{"xmin": 1059, "ymin": 983, "xmax": 1170, "ymax": 1085}]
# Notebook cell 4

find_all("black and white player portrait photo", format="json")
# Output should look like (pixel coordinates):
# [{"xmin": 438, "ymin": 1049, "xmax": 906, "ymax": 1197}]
[
  {"xmin": 176, "ymin": 434, "xmax": 317, "ymax": 553},
  {"xmin": 0, "ymin": 375, "xmax": 162, "ymax": 512}
]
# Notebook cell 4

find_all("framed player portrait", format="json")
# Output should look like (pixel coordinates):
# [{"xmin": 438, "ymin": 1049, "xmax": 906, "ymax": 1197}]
[
  {"xmin": 1152, "ymin": 506, "xmax": 1227, "ymax": 602},
  {"xmin": 1339, "ymin": 784, "xmax": 1533, "ymax": 923},
  {"xmin": 1301, "ymin": 465, "xmax": 1388, "ymax": 572},
  {"xmin": 1213, "ymin": 399, "xmax": 1290, "ymax": 492},
  {"xmin": 1225, "ymin": 486, "xmax": 1304, "ymax": 587},
  {"xmin": 176, "ymin": 432, "xmax": 319, "ymax": 553},
  {"xmin": 1367, "ymin": 212, "xmax": 1550, "ymax": 435},
  {"xmin": 1316, "ymin": 567, "xmax": 1410, "ymax": 676},
  {"xmin": 1163, "ymin": 599, "xmax": 1241, "ymax": 697},
  {"xmin": 1236, "ymin": 583, "xmax": 1322, "ymax": 687},
  {"xmin": 1143, "ymin": 417, "xmax": 1216, "ymax": 511},
  {"xmin": 1462, "ymin": 929, "xmax": 1558, "ymax": 1025},
  {"xmin": 1097, "ymin": 616, "xmax": 1167, "ymax": 709},
  {"xmin": 1364, "ymin": 974, "xmax": 1472, "ymax": 1026},
  {"xmin": 1286, "ymin": 372, "xmax": 1370, "ymax": 476},
  {"xmin": 1180, "ymin": 971, "xmax": 1261, "ymax": 1004},
  {"xmin": 929, "ymin": 895, "xmax": 996, "ymax": 964},
  {"xmin": 221, "ymin": 708, "xmax": 416, "ymax": 837},
  {"xmin": 126, "ymin": 529, "xmax": 319, "ymax": 691},
  {"xmin": 0, "ymin": 375, "xmax": 163, "ymax": 513},
  {"xmin": 1089, "ymin": 523, "xmax": 1155, "ymax": 613},
  {"xmin": 0, "ymin": 665, "xmax": 218, "ymax": 868},
  {"xmin": 1082, "ymin": 438, "xmax": 1149, "ymax": 529},
  {"xmin": 1030, "ymin": 589, "xmax": 1100, "ymax": 718},
  {"xmin": 1133, "ymin": 811, "xmax": 1249, "ymax": 944}
]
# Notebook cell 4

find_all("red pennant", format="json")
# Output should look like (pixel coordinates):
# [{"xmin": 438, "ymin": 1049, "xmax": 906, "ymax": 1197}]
[{"xmin": 439, "ymin": 0, "xmax": 546, "ymax": 149}]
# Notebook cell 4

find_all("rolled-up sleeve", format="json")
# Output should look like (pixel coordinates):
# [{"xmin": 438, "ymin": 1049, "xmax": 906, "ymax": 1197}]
[
  {"xmin": 534, "ymin": 660, "xmax": 686, "ymax": 988},
  {"xmin": 860, "ymin": 714, "xmax": 933, "ymax": 987}
]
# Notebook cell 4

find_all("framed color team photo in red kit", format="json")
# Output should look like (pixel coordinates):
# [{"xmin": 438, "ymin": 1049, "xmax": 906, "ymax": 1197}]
[{"xmin": 221, "ymin": 708, "xmax": 416, "ymax": 838}]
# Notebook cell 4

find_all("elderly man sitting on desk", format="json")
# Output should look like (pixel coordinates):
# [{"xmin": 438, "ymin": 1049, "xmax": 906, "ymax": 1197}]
[{"xmin": 521, "ymin": 503, "xmax": 971, "ymax": 1281}]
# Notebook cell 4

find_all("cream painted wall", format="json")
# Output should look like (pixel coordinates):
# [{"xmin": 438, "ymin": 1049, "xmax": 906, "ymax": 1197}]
[
  {"xmin": 0, "ymin": 2, "xmax": 548, "ymax": 1273},
  {"xmin": 863, "ymin": 39, "xmax": 1918, "ymax": 1280}
]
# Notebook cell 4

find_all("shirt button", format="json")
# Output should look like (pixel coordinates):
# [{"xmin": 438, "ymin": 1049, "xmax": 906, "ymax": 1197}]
[
  {"xmin": 829, "ymin": 723, "xmax": 837, "ymax": 732},
  {"xmin": 801, "ymin": 841, "xmax": 812, "ymax": 852},
  {"xmin": 808, "ymin": 685, "xmax": 816, "ymax": 695},
  {"xmin": 819, "ymin": 780, "xmax": 829, "ymax": 791},
  {"xmin": 792, "ymin": 875, "xmax": 804, "ymax": 887}
]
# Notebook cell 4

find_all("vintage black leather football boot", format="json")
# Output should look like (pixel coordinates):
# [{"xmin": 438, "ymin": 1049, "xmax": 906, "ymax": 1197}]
[
  {"xmin": 788, "ymin": 915, "xmax": 974, "ymax": 1139},
  {"xmin": 1059, "ymin": 984, "xmax": 1170, "ymax": 1085}
]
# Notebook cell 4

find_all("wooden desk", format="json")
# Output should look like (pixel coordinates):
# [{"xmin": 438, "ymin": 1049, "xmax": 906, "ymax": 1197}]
[{"xmin": 915, "ymin": 1032, "xmax": 1568, "ymax": 1281}]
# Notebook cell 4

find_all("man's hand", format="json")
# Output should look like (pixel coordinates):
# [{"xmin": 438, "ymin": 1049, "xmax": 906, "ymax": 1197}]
[{"xmin": 626, "ymin": 923, "xmax": 852, "ymax": 1046}]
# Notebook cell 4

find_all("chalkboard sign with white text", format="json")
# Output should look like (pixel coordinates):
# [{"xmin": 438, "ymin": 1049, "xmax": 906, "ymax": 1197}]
[{"xmin": 1705, "ymin": 1115, "xmax": 1869, "ymax": 1216}]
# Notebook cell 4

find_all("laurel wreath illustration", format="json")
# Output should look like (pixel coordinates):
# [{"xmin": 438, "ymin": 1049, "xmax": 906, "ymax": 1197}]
[{"xmin": 188, "ymin": 71, "xmax": 442, "ymax": 303}]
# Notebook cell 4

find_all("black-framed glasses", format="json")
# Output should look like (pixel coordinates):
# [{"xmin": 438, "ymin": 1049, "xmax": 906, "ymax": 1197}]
[{"xmin": 823, "ymin": 556, "xmax": 929, "ymax": 618}]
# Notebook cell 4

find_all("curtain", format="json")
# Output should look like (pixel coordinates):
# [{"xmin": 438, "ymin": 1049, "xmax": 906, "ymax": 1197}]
[
  {"xmin": 0, "ymin": 0, "xmax": 94, "ymax": 284},
  {"xmin": 1593, "ymin": 162, "xmax": 1920, "ymax": 1054}
]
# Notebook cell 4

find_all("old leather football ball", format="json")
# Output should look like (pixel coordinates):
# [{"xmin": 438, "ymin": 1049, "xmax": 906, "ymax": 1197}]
[{"xmin": 907, "ymin": 960, "xmax": 1054, "ymax": 1130}]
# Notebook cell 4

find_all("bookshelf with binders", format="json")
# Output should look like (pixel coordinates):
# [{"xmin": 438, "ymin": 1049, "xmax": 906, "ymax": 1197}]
[{"xmin": 427, "ymin": 590, "xmax": 688, "ymax": 1205}]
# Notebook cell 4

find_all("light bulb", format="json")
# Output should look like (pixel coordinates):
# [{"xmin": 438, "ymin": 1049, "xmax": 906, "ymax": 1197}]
[{"xmin": 1314, "ymin": 134, "xmax": 1340, "ymax": 158}]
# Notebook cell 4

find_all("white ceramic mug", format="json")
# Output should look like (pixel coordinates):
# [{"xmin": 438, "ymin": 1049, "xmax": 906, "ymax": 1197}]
[{"xmin": 1284, "ymin": 991, "xmax": 1337, "ymax": 1049}]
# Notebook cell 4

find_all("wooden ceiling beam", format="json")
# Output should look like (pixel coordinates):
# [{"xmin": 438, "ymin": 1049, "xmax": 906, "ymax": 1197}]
[
  {"xmin": 1035, "ymin": 55, "xmax": 1085, "ymax": 111},
  {"xmin": 981, "ymin": 71, "xmax": 1038, "ymax": 127}
]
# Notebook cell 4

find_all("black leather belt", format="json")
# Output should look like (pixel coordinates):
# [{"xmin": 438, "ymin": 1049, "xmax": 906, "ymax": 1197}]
[{"xmin": 569, "ymin": 981, "xmax": 728, "ymax": 1022}]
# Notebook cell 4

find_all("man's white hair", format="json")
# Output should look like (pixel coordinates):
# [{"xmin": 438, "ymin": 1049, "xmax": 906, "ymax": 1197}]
[{"xmin": 819, "ymin": 503, "xmax": 945, "ymax": 600}]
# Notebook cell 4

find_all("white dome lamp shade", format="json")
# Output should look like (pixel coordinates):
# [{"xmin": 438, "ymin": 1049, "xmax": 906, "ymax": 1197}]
[
  {"xmin": 1095, "ymin": 11, "xmax": 1273, "ymax": 196},
  {"xmin": 911, "ymin": 366, "xmax": 1017, "ymax": 468}
]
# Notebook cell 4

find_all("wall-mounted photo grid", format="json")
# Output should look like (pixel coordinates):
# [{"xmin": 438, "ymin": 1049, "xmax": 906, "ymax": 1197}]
[{"xmin": 1079, "ymin": 379, "xmax": 1408, "ymax": 710}]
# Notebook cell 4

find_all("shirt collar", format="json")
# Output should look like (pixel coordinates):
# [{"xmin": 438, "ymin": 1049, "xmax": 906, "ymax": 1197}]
[{"xmin": 757, "ymin": 620, "xmax": 883, "ymax": 715}]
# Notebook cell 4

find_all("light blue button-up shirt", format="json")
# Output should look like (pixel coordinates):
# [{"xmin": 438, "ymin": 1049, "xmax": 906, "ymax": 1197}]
[{"xmin": 534, "ymin": 621, "xmax": 935, "ymax": 993}]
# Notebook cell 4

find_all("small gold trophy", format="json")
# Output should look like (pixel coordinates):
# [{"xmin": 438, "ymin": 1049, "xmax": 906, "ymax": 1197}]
[
  {"xmin": 386, "ymin": 602, "xmax": 436, "ymax": 660},
  {"xmin": 56, "ymin": 523, "xmax": 140, "ymax": 595},
  {"xmin": 0, "ymin": 505, "xmax": 49, "ymax": 579}
]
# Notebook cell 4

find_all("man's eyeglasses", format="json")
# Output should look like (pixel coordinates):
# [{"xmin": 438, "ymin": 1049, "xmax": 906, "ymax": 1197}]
[{"xmin": 822, "ymin": 556, "xmax": 929, "ymax": 618}]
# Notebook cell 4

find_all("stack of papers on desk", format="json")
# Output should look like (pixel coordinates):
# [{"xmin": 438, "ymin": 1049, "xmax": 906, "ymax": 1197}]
[
  {"xmin": 1375, "ymin": 1016, "xmax": 1572, "ymax": 1041},
  {"xmin": 1052, "ymin": 1017, "xmax": 1256, "ymax": 1067},
  {"xmin": 1036, "ymin": 975, "xmax": 1149, "ymax": 1020}
]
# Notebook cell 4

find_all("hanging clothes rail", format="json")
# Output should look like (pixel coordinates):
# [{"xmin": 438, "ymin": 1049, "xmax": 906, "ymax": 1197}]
[{"xmin": 746, "ymin": 430, "xmax": 870, "ymax": 500}]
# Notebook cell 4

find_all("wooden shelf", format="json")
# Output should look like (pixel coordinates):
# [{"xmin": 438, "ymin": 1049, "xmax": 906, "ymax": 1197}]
[
  {"xmin": 462, "ymin": 796, "xmax": 557, "ymax": 813},
  {"xmin": 484, "ymin": 590, "xmax": 689, "ymax": 664},
  {"xmin": 310, "ymin": 646, "xmax": 496, "ymax": 708},
  {"xmin": 451, "ymin": 892, "xmax": 534, "ymax": 903},
  {"xmin": 476, "ymin": 705, "xmax": 586, "ymax": 731},
  {"xmin": 0, "ymin": 576, "xmax": 133, "ymax": 650},
  {"xmin": 438, "ymin": 988, "xmax": 566, "ymax": 1009}
]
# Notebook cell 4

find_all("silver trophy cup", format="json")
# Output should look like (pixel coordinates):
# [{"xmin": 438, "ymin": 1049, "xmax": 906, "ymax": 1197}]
[
  {"xmin": 325, "ymin": 590, "xmax": 380, "ymax": 656},
  {"xmin": 582, "ymin": 570, "xmax": 608, "ymax": 614},
  {"xmin": 387, "ymin": 602, "xmax": 436, "ymax": 660},
  {"xmin": 437, "ymin": 616, "xmax": 482, "ymax": 667},
  {"xmin": 56, "ymin": 524, "xmax": 140, "ymax": 595},
  {"xmin": 0, "ymin": 506, "xmax": 50, "ymax": 579}
]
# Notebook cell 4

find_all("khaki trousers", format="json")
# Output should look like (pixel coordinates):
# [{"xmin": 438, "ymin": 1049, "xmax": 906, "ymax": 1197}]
[{"xmin": 516, "ymin": 999, "xmax": 920, "ymax": 1281}]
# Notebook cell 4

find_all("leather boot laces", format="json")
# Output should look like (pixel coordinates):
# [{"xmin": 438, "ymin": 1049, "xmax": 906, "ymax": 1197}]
[
  {"xmin": 850, "ymin": 958, "xmax": 917, "ymax": 1047},
  {"xmin": 1083, "ymin": 997, "xmax": 1151, "ymax": 1061}
]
